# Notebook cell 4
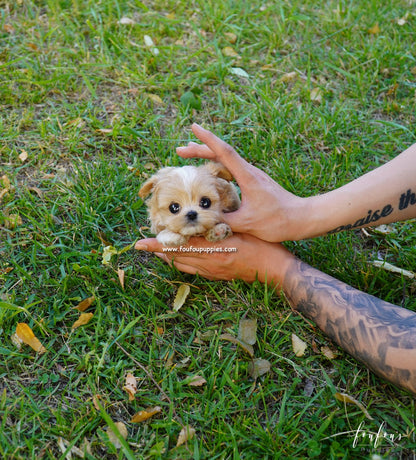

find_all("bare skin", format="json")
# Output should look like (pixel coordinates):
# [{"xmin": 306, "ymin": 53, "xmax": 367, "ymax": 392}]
[
  {"xmin": 135, "ymin": 125, "xmax": 416, "ymax": 394},
  {"xmin": 176, "ymin": 124, "xmax": 416, "ymax": 242}
]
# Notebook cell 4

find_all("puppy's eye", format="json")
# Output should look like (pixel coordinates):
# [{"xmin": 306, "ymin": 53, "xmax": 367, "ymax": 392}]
[
  {"xmin": 169, "ymin": 202, "xmax": 181, "ymax": 214},
  {"xmin": 199, "ymin": 197, "xmax": 211, "ymax": 209}
]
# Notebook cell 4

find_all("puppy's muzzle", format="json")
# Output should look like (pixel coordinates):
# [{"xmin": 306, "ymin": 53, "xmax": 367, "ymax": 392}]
[{"xmin": 186, "ymin": 210, "xmax": 198, "ymax": 222}]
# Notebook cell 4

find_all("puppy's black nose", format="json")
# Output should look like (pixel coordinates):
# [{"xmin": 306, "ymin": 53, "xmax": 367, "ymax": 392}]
[{"xmin": 186, "ymin": 210, "xmax": 198, "ymax": 221}]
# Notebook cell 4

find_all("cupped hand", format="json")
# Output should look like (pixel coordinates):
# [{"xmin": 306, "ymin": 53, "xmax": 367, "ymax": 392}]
[
  {"xmin": 176, "ymin": 124, "xmax": 310, "ymax": 242},
  {"xmin": 135, "ymin": 233, "xmax": 294, "ymax": 287}
]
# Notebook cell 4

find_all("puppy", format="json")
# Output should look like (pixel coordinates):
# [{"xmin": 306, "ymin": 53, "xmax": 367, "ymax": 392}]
[{"xmin": 139, "ymin": 162, "xmax": 240, "ymax": 246}]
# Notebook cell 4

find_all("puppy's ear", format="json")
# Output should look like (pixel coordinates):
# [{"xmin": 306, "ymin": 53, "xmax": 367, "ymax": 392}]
[
  {"xmin": 204, "ymin": 162, "xmax": 234, "ymax": 181},
  {"xmin": 138, "ymin": 176, "xmax": 158, "ymax": 199}
]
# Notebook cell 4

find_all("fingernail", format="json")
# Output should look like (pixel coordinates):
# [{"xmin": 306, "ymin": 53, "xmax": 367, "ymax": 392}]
[{"xmin": 135, "ymin": 243, "xmax": 148, "ymax": 251}]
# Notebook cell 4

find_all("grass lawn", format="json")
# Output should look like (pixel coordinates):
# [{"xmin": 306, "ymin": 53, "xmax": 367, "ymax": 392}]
[{"xmin": 1, "ymin": 0, "xmax": 416, "ymax": 458}]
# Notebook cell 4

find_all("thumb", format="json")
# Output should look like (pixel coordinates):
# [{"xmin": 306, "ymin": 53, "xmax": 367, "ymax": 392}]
[{"xmin": 135, "ymin": 238, "xmax": 164, "ymax": 252}]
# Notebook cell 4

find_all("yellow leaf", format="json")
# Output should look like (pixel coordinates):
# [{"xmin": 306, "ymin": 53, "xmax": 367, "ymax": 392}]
[
  {"xmin": 74, "ymin": 296, "xmax": 95, "ymax": 312},
  {"xmin": 71, "ymin": 312, "xmax": 93, "ymax": 330},
  {"xmin": 122, "ymin": 373, "xmax": 137, "ymax": 401},
  {"xmin": 368, "ymin": 23, "xmax": 380, "ymax": 34},
  {"xmin": 131, "ymin": 406, "xmax": 162, "ymax": 423},
  {"xmin": 334, "ymin": 392, "xmax": 373, "ymax": 420},
  {"xmin": 292, "ymin": 333, "xmax": 307, "ymax": 357},
  {"xmin": 118, "ymin": 268, "xmax": 125, "ymax": 289},
  {"xmin": 222, "ymin": 46, "xmax": 240, "ymax": 58},
  {"xmin": 145, "ymin": 93, "xmax": 164, "ymax": 105},
  {"xmin": 176, "ymin": 425, "xmax": 196, "ymax": 447},
  {"xmin": 102, "ymin": 245, "xmax": 118, "ymax": 265},
  {"xmin": 15, "ymin": 323, "xmax": 46, "ymax": 354},
  {"xmin": 173, "ymin": 284, "xmax": 190, "ymax": 312}
]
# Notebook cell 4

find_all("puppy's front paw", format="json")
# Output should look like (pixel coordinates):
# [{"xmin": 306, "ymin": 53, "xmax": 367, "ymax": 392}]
[
  {"xmin": 205, "ymin": 223, "xmax": 232, "ymax": 242},
  {"xmin": 157, "ymin": 230, "xmax": 188, "ymax": 247}
]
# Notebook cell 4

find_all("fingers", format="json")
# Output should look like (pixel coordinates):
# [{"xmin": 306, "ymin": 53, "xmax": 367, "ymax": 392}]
[{"xmin": 177, "ymin": 123, "xmax": 252, "ymax": 184}]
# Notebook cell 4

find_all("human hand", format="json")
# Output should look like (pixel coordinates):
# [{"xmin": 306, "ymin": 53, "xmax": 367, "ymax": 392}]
[
  {"xmin": 135, "ymin": 233, "xmax": 293, "ymax": 287},
  {"xmin": 176, "ymin": 124, "xmax": 310, "ymax": 242}
]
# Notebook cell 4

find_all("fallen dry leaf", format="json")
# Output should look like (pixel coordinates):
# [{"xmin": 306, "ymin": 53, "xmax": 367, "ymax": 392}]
[
  {"xmin": 310, "ymin": 87, "xmax": 323, "ymax": 103},
  {"xmin": 15, "ymin": 323, "xmax": 46, "ymax": 354},
  {"xmin": 280, "ymin": 71, "xmax": 298, "ymax": 83},
  {"xmin": 1, "ymin": 175, "xmax": 11, "ymax": 189},
  {"xmin": 238, "ymin": 318, "xmax": 257, "ymax": 345},
  {"xmin": 248, "ymin": 358, "xmax": 271, "ymax": 379},
  {"xmin": 19, "ymin": 150, "xmax": 28, "ymax": 162},
  {"xmin": 173, "ymin": 284, "xmax": 190, "ymax": 312},
  {"xmin": 145, "ymin": 93, "xmax": 164, "ymax": 105},
  {"xmin": 102, "ymin": 245, "xmax": 118, "ymax": 265},
  {"xmin": 220, "ymin": 333, "xmax": 254, "ymax": 357},
  {"xmin": 224, "ymin": 32, "xmax": 237, "ymax": 43},
  {"xmin": 334, "ymin": 392, "xmax": 373, "ymax": 420},
  {"xmin": 292, "ymin": 333, "xmax": 307, "ymax": 357},
  {"xmin": 4, "ymin": 214, "xmax": 22, "ymax": 229},
  {"xmin": 176, "ymin": 425, "xmax": 196, "ymax": 447},
  {"xmin": 118, "ymin": 268, "xmax": 125, "ymax": 289},
  {"xmin": 71, "ymin": 312, "xmax": 93, "ymax": 330},
  {"xmin": 131, "ymin": 406, "xmax": 162, "ymax": 423},
  {"xmin": 74, "ymin": 296, "xmax": 95, "ymax": 312},
  {"xmin": 321, "ymin": 345, "xmax": 336, "ymax": 360},
  {"xmin": 222, "ymin": 46, "xmax": 240, "ymax": 58},
  {"xmin": 368, "ymin": 23, "xmax": 380, "ymax": 34},
  {"xmin": 370, "ymin": 260, "xmax": 415, "ymax": 279},
  {"xmin": 187, "ymin": 375, "xmax": 207, "ymax": 387},
  {"xmin": 118, "ymin": 16, "xmax": 135, "ymax": 25},
  {"xmin": 123, "ymin": 373, "xmax": 137, "ymax": 401},
  {"xmin": 107, "ymin": 421, "xmax": 128, "ymax": 449},
  {"xmin": 3, "ymin": 24, "xmax": 15, "ymax": 33}
]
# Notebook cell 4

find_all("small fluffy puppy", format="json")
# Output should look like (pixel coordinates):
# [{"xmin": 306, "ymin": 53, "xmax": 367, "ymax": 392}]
[{"xmin": 139, "ymin": 162, "xmax": 240, "ymax": 246}]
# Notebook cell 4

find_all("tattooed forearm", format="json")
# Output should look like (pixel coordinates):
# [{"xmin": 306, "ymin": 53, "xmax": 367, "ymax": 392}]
[
  {"xmin": 284, "ymin": 258, "xmax": 416, "ymax": 395},
  {"xmin": 327, "ymin": 188, "xmax": 416, "ymax": 234}
]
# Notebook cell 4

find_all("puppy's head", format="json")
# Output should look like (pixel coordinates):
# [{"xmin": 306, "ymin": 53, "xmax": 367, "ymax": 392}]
[{"xmin": 139, "ymin": 162, "xmax": 240, "ymax": 237}]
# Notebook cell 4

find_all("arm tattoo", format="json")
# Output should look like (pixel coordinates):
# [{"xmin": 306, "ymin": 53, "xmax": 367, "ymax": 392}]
[
  {"xmin": 327, "ymin": 188, "xmax": 416, "ymax": 234},
  {"xmin": 284, "ymin": 258, "xmax": 416, "ymax": 395}
]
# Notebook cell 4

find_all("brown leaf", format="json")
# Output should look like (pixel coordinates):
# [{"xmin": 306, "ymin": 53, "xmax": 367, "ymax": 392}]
[
  {"xmin": 280, "ymin": 71, "xmax": 298, "ymax": 83},
  {"xmin": 334, "ymin": 392, "xmax": 373, "ymax": 420},
  {"xmin": 107, "ymin": 421, "xmax": 128, "ymax": 449},
  {"xmin": 131, "ymin": 406, "xmax": 162, "ymax": 423},
  {"xmin": 187, "ymin": 375, "xmax": 207, "ymax": 387},
  {"xmin": 3, "ymin": 24, "xmax": 15, "ymax": 33},
  {"xmin": 176, "ymin": 425, "xmax": 196, "ymax": 447},
  {"xmin": 310, "ymin": 87, "xmax": 323, "ymax": 104},
  {"xmin": 71, "ymin": 312, "xmax": 93, "ymax": 330},
  {"xmin": 74, "ymin": 296, "xmax": 95, "ymax": 312},
  {"xmin": 248, "ymin": 358, "xmax": 271, "ymax": 379},
  {"xmin": 118, "ymin": 268, "xmax": 125, "ymax": 289},
  {"xmin": 321, "ymin": 345, "xmax": 336, "ymax": 360},
  {"xmin": 224, "ymin": 32, "xmax": 237, "ymax": 44},
  {"xmin": 220, "ymin": 333, "xmax": 254, "ymax": 357},
  {"xmin": 27, "ymin": 43, "xmax": 40, "ymax": 52},
  {"xmin": 122, "ymin": 373, "xmax": 137, "ymax": 401},
  {"xmin": 238, "ymin": 318, "xmax": 257, "ymax": 345},
  {"xmin": 15, "ymin": 323, "xmax": 46, "ymax": 354},
  {"xmin": 4, "ymin": 214, "xmax": 22, "ymax": 229}
]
